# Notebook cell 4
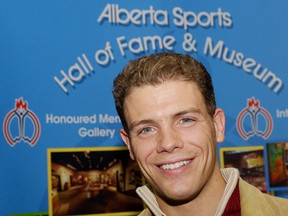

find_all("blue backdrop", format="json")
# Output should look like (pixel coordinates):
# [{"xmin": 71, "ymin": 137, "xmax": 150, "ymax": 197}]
[{"xmin": 1, "ymin": 0, "xmax": 287, "ymax": 215}]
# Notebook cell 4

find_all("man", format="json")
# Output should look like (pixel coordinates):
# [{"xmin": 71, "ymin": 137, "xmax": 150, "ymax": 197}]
[{"xmin": 112, "ymin": 53, "xmax": 288, "ymax": 215}]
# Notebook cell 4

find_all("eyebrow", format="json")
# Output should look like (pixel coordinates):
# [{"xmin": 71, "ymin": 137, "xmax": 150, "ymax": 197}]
[
  {"xmin": 129, "ymin": 119, "xmax": 155, "ymax": 132},
  {"xmin": 173, "ymin": 108, "xmax": 203, "ymax": 117},
  {"xmin": 128, "ymin": 108, "xmax": 204, "ymax": 132}
]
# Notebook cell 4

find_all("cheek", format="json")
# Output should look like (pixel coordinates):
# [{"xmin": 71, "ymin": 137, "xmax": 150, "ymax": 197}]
[
  {"xmin": 131, "ymin": 140, "xmax": 158, "ymax": 180},
  {"xmin": 132, "ymin": 139, "xmax": 156, "ymax": 163},
  {"xmin": 182, "ymin": 126, "xmax": 216, "ymax": 154},
  {"xmin": 184, "ymin": 127, "xmax": 218, "ymax": 176}
]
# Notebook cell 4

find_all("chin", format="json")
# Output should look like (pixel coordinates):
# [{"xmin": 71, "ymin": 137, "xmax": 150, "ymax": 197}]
[
  {"xmin": 162, "ymin": 193, "xmax": 197, "ymax": 206},
  {"xmin": 160, "ymin": 188, "xmax": 199, "ymax": 206}
]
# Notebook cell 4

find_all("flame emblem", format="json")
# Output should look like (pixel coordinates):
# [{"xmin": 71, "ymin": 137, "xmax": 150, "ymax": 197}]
[
  {"xmin": 3, "ymin": 98, "xmax": 41, "ymax": 147},
  {"xmin": 237, "ymin": 97, "xmax": 273, "ymax": 140}
]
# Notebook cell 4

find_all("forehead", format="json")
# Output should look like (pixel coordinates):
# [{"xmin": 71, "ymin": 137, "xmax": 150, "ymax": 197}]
[{"xmin": 123, "ymin": 80, "xmax": 207, "ymax": 123}]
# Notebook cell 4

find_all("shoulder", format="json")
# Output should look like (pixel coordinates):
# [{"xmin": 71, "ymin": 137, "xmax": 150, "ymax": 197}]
[
  {"xmin": 239, "ymin": 178, "xmax": 288, "ymax": 215},
  {"xmin": 138, "ymin": 208, "xmax": 152, "ymax": 216}
]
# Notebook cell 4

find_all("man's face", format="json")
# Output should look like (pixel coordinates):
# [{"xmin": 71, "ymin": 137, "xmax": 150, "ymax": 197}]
[{"xmin": 120, "ymin": 80, "xmax": 225, "ymax": 203}]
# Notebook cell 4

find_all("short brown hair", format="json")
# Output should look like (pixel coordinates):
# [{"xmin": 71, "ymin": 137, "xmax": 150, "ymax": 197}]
[{"xmin": 112, "ymin": 52, "xmax": 216, "ymax": 133}]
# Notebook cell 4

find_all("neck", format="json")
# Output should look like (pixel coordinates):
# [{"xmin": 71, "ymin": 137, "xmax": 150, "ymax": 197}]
[{"xmin": 157, "ymin": 165, "xmax": 226, "ymax": 216}]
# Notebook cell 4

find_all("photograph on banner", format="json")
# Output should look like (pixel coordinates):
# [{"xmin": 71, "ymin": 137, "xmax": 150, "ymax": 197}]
[
  {"xmin": 219, "ymin": 146, "xmax": 266, "ymax": 193},
  {"xmin": 47, "ymin": 147, "xmax": 144, "ymax": 216},
  {"xmin": 265, "ymin": 142, "xmax": 288, "ymax": 191}
]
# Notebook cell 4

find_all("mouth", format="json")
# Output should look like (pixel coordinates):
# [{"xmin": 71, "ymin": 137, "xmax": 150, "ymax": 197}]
[{"xmin": 159, "ymin": 160, "xmax": 191, "ymax": 170}]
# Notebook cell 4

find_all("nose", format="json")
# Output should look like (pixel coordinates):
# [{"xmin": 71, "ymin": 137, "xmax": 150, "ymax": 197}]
[{"xmin": 156, "ymin": 126, "xmax": 184, "ymax": 153}]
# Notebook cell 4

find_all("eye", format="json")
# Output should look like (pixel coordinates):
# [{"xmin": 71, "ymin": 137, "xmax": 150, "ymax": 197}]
[
  {"xmin": 139, "ymin": 127, "xmax": 155, "ymax": 135},
  {"xmin": 180, "ymin": 117, "xmax": 192, "ymax": 123},
  {"xmin": 179, "ymin": 117, "xmax": 195, "ymax": 125}
]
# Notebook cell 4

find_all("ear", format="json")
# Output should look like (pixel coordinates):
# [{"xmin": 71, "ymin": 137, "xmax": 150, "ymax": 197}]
[
  {"xmin": 213, "ymin": 108, "xmax": 225, "ymax": 143},
  {"xmin": 120, "ymin": 129, "xmax": 135, "ymax": 160}
]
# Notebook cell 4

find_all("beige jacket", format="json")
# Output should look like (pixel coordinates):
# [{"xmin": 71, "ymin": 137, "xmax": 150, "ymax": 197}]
[{"xmin": 136, "ymin": 168, "xmax": 288, "ymax": 216}]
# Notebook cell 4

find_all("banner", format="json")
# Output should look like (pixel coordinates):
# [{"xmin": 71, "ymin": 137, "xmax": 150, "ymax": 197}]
[{"xmin": 1, "ymin": 1, "xmax": 287, "ymax": 215}]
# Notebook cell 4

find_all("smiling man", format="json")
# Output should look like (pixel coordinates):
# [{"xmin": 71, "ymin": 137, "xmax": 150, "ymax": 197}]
[{"xmin": 112, "ymin": 53, "xmax": 288, "ymax": 216}]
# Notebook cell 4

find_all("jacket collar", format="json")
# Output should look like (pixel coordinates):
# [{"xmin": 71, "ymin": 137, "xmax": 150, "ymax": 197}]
[{"xmin": 136, "ymin": 168, "xmax": 240, "ymax": 216}]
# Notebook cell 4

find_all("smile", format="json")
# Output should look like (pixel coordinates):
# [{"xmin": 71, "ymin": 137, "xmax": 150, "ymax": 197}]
[{"xmin": 160, "ymin": 160, "xmax": 191, "ymax": 170}]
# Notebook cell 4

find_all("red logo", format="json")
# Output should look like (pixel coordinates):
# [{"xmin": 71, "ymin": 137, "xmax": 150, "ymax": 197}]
[
  {"xmin": 3, "ymin": 98, "xmax": 41, "ymax": 147},
  {"xmin": 236, "ymin": 97, "xmax": 273, "ymax": 140}
]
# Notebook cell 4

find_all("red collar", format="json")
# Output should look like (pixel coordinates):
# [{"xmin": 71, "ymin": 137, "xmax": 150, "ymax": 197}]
[{"xmin": 222, "ymin": 181, "xmax": 241, "ymax": 216}]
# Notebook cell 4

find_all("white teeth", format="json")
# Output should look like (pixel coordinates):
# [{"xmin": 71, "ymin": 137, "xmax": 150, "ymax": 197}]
[{"xmin": 160, "ymin": 160, "xmax": 190, "ymax": 170}]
